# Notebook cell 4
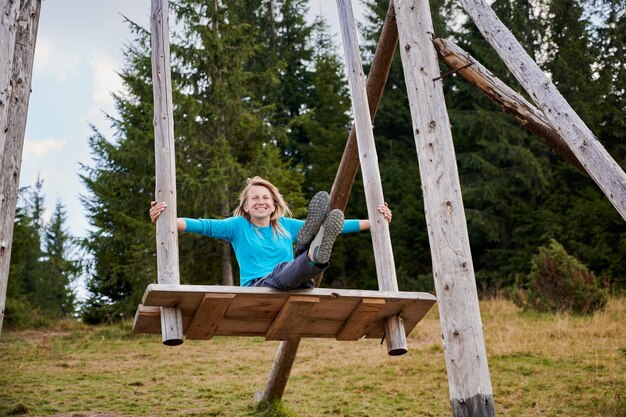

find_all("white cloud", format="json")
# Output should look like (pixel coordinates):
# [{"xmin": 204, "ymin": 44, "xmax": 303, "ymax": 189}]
[
  {"xmin": 33, "ymin": 36, "xmax": 81, "ymax": 83},
  {"xmin": 23, "ymin": 137, "xmax": 66, "ymax": 160},
  {"xmin": 88, "ymin": 51, "xmax": 124, "ymax": 134}
]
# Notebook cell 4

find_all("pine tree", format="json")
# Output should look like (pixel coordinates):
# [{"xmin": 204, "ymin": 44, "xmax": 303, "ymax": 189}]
[
  {"xmin": 81, "ymin": 3, "xmax": 308, "ymax": 321},
  {"xmin": 6, "ymin": 198, "xmax": 44, "ymax": 327},
  {"xmin": 6, "ymin": 183, "xmax": 78, "ymax": 327},
  {"xmin": 171, "ymin": 0, "xmax": 305, "ymax": 284},
  {"xmin": 42, "ymin": 201, "xmax": 80, "ymax": 317},
  {"xmin": 80, "ymin": 22, "xmax": 162, "ymax": 321}
]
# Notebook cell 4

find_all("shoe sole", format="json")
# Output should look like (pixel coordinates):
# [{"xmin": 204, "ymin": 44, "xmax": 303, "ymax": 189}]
[
  {"xmin": 310, "ymin": 209, "xmax": 344, "ymax": 264},
  {"xmin": 297, "ymin": 191, "xmax": 330, "ymax": 245}
]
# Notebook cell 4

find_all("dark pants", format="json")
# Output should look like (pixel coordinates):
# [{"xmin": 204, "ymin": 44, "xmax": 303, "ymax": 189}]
[{"xmin": 250, "ymin": 244, "xmax": 328, "ymax": 289}]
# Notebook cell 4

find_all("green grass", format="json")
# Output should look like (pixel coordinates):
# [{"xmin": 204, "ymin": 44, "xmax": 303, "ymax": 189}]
[{"xmin": 1, "ymin": 297, "xmax": 625, "ymax": 417}]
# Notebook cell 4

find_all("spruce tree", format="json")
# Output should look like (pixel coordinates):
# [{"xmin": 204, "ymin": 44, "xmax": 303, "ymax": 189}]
[
  {"xmin": 81, "ymin": 2, "xmax": 308, "ymax": 320},
  {"xmin": 81, "ymin": 22, "xmax": 164, "ymax": 321},
  {"xmin": 42, "ymin": 201, "xmax": 79, "ymax": 317},
  {"xmin": 7, "ymin": 183, "xmax": 78, "ymax": 326}
]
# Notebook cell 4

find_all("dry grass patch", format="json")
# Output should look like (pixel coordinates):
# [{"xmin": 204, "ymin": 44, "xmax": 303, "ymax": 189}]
[{"xmin": 0, "ymin": 297, "xmax": 624, "ymax": 417}]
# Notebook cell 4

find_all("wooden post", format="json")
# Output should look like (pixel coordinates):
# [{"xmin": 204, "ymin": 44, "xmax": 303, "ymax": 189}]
[
  {"xmin": 336, "ymin": 0, "xmax": 407, "ymax": 356},
  {"xmin": 330, "ymin": 1, "xmax": 399, "ymax": 211},
  {"xmin": 151, "ymin": 0, "xmax": 183, "ymax": 346},
  {"xmin": 394, "ymin": 0, "xmax": 496, "ymax": 415},
  {"xmin": 254, "ymin": 338, "xmax": 302, "ymax": 402},
  {"xmin": 456, "ymin": 0, "xmax": 626, "ymax": 221},
  {"xmin": 432, "ymin": 38, "xmax": 585, "ymax": 174},
  {"xmin": 256, "ymin": 5, "xmax": 401, "ymax": 402},
  {"xmin": 0, "ymin": 0, "xmax": 41, "ymax": 336}
]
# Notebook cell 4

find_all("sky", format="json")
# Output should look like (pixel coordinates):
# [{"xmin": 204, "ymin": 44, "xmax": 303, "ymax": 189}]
[{"xmin": 22, "ymin": 0, "xmax": 368, "ymax": 240}]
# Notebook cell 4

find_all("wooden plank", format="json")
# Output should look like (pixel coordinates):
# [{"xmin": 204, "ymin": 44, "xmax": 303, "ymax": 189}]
[
  {"xmin": 457, "ymin": 0, "xmax": 626, "ymax": 223},
  {"xmin": 265, "ymin": 296, "xmax": 319, "ymax": 341},
  {"xmin": 186, "ymin": 293, "xmax": 235, "ymax": 340},
  {"xmin": 133, "ymin": 285, "xmax": 436, "ymax": 339},
  {"xmin": 133, "ymin": 305, "xmax": 160, "ymax": 334},
  {"xmin": 141, "ymin": 284, "xmax": 436, "ymax": 304},
  {"xmin": 394, "ymin": 0, "xmax": 494, "ymax": 413},
  {"xmin": 337, "ymin": 298, "xmax": 385, "ymax": 340}
]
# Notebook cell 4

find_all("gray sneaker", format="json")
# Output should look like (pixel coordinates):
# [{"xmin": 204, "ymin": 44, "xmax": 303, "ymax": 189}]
[
  {"xmin": 297, "ymin": 191, "xmax": 330, "ymax": 246},
  {"xmin": 309, "ymin": 209, "xmax": 344, "ymax": 264}
]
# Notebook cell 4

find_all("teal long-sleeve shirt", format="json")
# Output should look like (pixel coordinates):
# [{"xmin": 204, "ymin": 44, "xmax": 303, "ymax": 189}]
[{"xmin": 183, "ymin": 216, "xmax": 360, "ymax": 287}]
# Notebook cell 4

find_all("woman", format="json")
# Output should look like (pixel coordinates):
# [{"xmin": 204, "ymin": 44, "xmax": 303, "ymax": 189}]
[{"xmin": 149, "ymin": 176, "xmax": 392, "ymax": 289}]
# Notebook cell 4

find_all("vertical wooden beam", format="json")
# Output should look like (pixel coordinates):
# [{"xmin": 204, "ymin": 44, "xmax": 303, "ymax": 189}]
[
  {"xmin": 394, "ymin": 0, "xmax": 496, "ymax": 415},
  {"xmin": 0, "ymin": 0, "xmax": 41, "ymax": 336},
  {"xmin": 456, "ymin": 0, "xmax": 626, "ymax": 221},
  {"xmin": 257, "ymin": 4, "xmax": 400, "ymax": 403},
  {"xmin": 330, "ymin": 1, "xmax": 399, "ymax": 212},
  {"xmin": 336, "ymin": 0, "xmax": 407, "ymax": 356},
  {"xmin": 151, "ymin": 0, "xmax": 183, "ymax": 346}
]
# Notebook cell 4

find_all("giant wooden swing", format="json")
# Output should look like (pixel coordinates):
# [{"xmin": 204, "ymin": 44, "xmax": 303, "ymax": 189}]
[
  {"xmin": 124, "ymin": 0, "xmax": 626, "ymax": 415},
  {"xmin": 131, "ymin": 0, "xmax": 438, "ymax": 356},
  {"xmin": 0, "ymin": 1, "xmax": 623, "ymax": 416}
]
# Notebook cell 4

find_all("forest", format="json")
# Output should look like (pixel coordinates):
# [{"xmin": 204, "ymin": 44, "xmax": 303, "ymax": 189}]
[{"xmin": 6, "ymin": 0, "xmax": 625, "ymax": 326}]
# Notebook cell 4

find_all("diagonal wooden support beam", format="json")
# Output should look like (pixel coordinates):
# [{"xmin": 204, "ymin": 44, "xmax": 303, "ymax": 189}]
[
  {"xmin": 432, "ymin": 37, "xmax": 586, "ymax": 174},
  {"xmin": 457, "ymin": 0, "xmax": 626, "ymax": 222},
  {"xmin": 265, "ymin": 296, "xmax": 319, "ymax": 341}
]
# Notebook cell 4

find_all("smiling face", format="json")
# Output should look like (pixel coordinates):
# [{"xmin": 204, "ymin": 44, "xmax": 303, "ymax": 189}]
[{"xmin": 244, "ymin": 185, "xmax": 276, "ymax": 226}]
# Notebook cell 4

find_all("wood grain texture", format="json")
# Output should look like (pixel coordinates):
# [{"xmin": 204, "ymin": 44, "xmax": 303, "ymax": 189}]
[
  {"xmin": 394, "ymin": 0, "xmax": 494, "ymax": 410},
  {"xmin": 132, "ymin": 284, "xmax": 436, "ymax": 340},
  {"xmin": 0, "ymin": 0, "xmax": 41, "ymax": 335},
  {"xmin": 457, "ymin": 0, "xmax": 626, "ymax": 221},
  {"xmin": 150, "ymin": 0, "xmax": 182, "ymax": 344},
  {"xmin": 433, "ymin": 37, "xmax": 585, "ymax": 174},
  {"xmin": 186, "ymin": 293, "xmax": 236, "ymax": 340}
]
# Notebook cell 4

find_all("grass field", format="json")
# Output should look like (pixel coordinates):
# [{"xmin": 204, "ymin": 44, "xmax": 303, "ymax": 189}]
[{"xmin": 1, "ymin": 297, "xmax": 624, "ymax": 417}]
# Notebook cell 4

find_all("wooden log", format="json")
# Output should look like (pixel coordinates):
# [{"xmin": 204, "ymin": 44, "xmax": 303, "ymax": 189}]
[
  {"xmin": 394, "ymin": 0, "xmax": 495, "ymax": 415},
  {"xmin": 330, "ymin": 0, "xmax": 399, "ymax": 212},
  {"xmin": 336, "ymin": 0, "xmax": 406, "ymax": 356},
  {"xmin": 337, "ymin": 298, "xmax": 385, "ymax": 340},
  {"xmin": 457, "ymin": 0, "xmax": 626, "ymax": 222},
  {"xmin": 432, "ymin": 38, "xmax": 585, "ymax": 174},
  {"xmin": 186, "ymin": 293, "xmax": 235, "ymax": 340},
  {"xmin": 265, "ymin": 296, "xmax": 319, "ymax": 341},
  {"xmin": 259, "ymin": 3, "xmax": 400, "ymax": 402},
  {"xmin": 0, "ymin": 0, "xmax": 41, "ymax": 335},
  {"xmin": 0, "ymin": 0, "xmax": 20, "ymax": 159},
  {"xmin": 150, "ymin": 0, "xmax": 183, "ymax": 346},
  {"xmin": 254, "ymin": 339, "xmax": 302, "ymax": 403}
]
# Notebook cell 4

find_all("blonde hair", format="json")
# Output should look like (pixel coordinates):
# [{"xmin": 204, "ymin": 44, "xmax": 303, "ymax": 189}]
[{"xmin": 233, "ymin": 176, "xmax": 292, "ymax": 237}]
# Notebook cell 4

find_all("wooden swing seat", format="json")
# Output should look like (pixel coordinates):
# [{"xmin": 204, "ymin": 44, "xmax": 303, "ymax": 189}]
[{"xmin": 133, "ymin": 284, "xmax": 436, "ymax": 341}]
